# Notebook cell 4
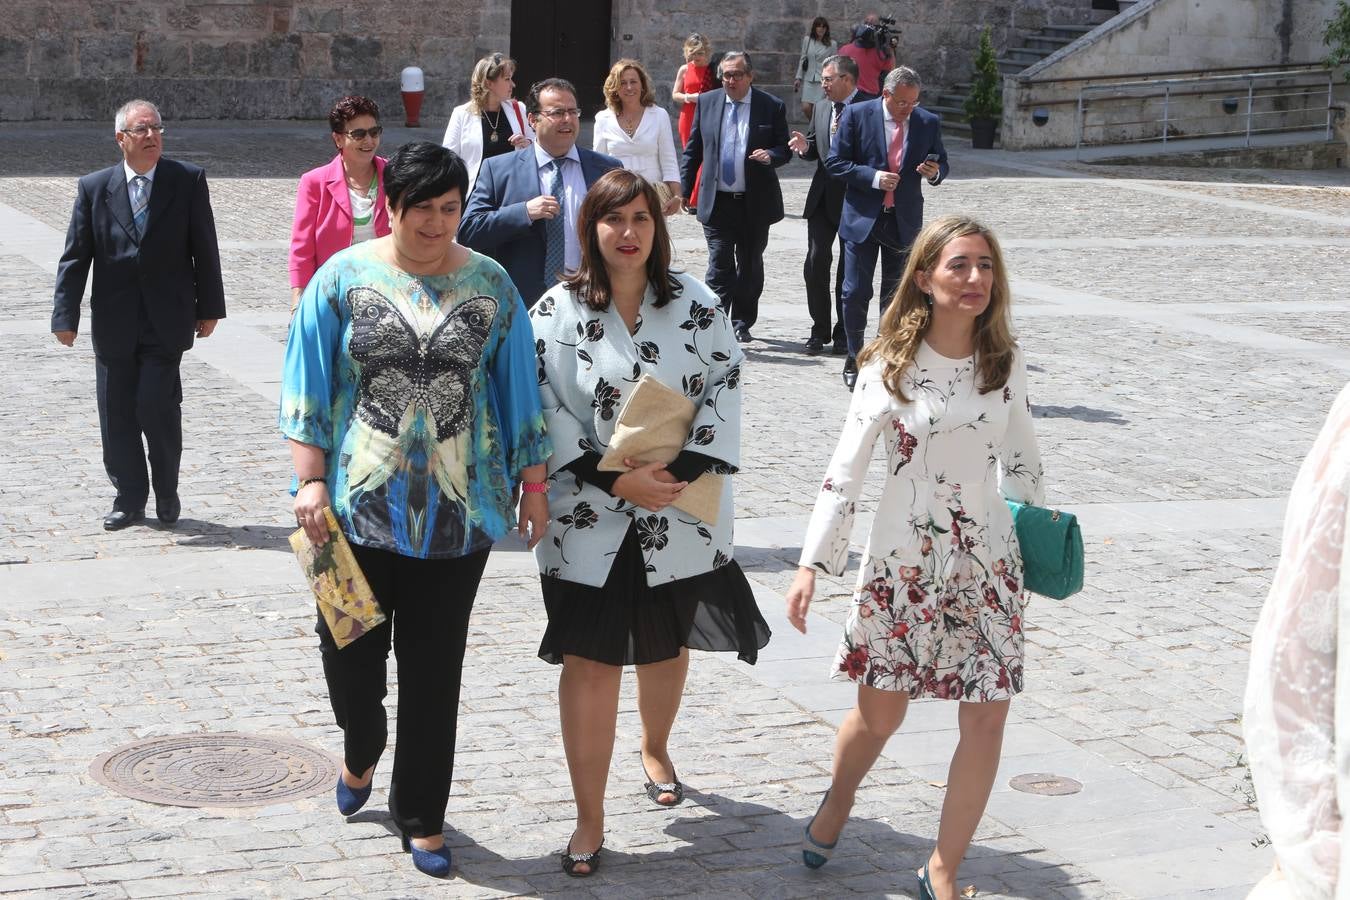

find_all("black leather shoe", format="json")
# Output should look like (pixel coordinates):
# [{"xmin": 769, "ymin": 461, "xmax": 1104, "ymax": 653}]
[
  {"xmin": 156, "ymin": 496, "xmax": 181, "ymax": 524},
  {"xmin": 842, "ymin": 356, "xmax": 858, "ymax": 392},
  {"xmin": 804, "ymin": 337, "xmax": 824, "ymax": 355},
  {"xmin": 831, "ymin": 340, "xmax": 848, "ymax": 356},
  {"xmin": 734, "ymin": 325, "xmax": 753, "ymax": 343},
  {"xmin": 103, "ymin": 509, "xmax": 145, "ymax": 531}
]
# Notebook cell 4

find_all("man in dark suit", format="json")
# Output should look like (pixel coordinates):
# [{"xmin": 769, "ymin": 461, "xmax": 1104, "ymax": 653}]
[
  {"xmin": 679, "ymin": 50, "xmax": 790, "ymax": 343},
  {"xmin": 459, "ymin": 78, "xmax": 621, "ymax": 306},
  {"xmin": 52, "ymin": 99, "xmax": 225, "ymax": 530},
  {"xmin": 828, "ymin": 66, "xmax": 948, "ymax": 389},
  {"xmin": 787, "ymin": 54, "xmax": 875, "ymax": 356}
]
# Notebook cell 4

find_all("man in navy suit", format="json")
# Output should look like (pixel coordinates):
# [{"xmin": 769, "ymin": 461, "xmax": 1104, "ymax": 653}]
[
  {"xmin": 679, "ymin": 50, "xmax": 790, "ymax": 343},
  {"xmin": 788, "ymin": 54, "xmax": 875, "ymax": 356},
  {"xmin": 459, "ymin": 78, "xmax": 621, "ymax": 306},
  {"xmin": 52, "ymin": 99, "xmax": 225, "ymax": 530},
  {"xmin": 827, "ymin": 66, "xmax": 948, "ymax": 389}
]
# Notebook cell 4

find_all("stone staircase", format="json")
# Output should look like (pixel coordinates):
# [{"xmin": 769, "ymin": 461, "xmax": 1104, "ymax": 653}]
[{"xmin": 930, "ymin": 0, "xmax": 1140, "ymax": 137}]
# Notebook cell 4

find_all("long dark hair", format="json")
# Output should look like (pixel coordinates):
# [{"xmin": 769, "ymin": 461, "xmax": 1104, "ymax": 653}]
[
  {"xmin": 562, "ymin": 170, "xmax": 682, "ymax": 311},
  {"xmin": 810, "ymin": 16, "xmax": 831, "ymax": 45}
]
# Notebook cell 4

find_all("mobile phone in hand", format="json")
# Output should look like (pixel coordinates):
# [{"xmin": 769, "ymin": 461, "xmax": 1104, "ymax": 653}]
[{"xmin": 925, "ymin": 152, "xmax": 940, "ymax": 163}]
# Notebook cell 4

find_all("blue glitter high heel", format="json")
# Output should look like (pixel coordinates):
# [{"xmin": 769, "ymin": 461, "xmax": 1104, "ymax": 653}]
[
  {"xmin": 801, "ymin": 789, "xmax": 840, "ymax": 869},
  {"xmin": 401, "ymin": 833, "xmax": 452, "ymax": 878},
  {"xmin": 334, "ymin": 776, "xmax": 371, "ymax": 816}
]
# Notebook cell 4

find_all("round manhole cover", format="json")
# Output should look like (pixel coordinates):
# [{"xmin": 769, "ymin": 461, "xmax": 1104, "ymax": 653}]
[
  {"xmin": 1009, "ymin": 773, "xmax": 1083, "ymax": 796},
  {"xmin": 90, "ymin": 732, "xmax": 338, "ymax": 808}
]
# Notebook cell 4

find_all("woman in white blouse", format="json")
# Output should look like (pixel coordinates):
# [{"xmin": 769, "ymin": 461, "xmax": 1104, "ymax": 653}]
[
  {"xmin": 441, "ymin": 53, "xmax": 535, "ymax": 196},
  {"xmin": 1244, "ymin": 383, "xmax": 1350, "ymax": 900},
  {"xmin": 591, "ymin": 59, "xmax": 682, "ymax": 216}
]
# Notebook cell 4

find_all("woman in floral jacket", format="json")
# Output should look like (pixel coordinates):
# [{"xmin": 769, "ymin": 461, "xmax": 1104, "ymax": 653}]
[
  {"xmin": 529, "ymin": 169, "xmax": 770, "ymax": 877},
  {"xmin": 785, "ymin": 215, "xmax": 1043, "ymax": 900}
]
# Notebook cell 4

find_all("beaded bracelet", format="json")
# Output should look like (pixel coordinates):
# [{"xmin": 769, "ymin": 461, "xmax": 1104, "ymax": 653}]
[
  {"xmin": 521, "ymin": 481, "xmax": 549, "ymax": 494},
  {"xmin": 298, "ymin": 476, "xmax": 326, "ymax": 489}
]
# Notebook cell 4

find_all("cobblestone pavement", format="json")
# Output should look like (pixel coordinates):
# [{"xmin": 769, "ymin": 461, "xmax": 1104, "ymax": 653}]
[{"xmin": 2, "ymin": 117, "xmax": 1348, "ymax": 899}]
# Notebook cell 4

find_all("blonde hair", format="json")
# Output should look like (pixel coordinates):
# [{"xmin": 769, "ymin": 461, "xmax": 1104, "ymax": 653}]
[
  {"xmin": 683, "ymin": 33, "xmax": 711, "ymax": 61},
  {"xmin": 858, "ymin": 215, "xmax": 1016, "ymax": 403},
  {"xmin": 603, "ymin": 59, "xmax": 655, "ymax": 112},
  {"xmin": 469, "ymin": 52, "xmax": 515, "ymax": 115}
]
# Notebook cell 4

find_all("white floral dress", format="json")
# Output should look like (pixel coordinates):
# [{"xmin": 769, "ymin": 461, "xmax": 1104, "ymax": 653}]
[{"xmin": 799, "ymin": 343, "xmax": 1044, "ymax": 700}]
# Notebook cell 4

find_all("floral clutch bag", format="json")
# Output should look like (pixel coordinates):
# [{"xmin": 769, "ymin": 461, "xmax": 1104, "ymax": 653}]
[{"xmin": 289, "ymin": 507, "xmax": 386, "ymax": 648}]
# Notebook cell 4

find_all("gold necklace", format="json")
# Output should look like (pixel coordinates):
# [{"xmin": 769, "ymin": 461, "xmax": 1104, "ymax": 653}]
[
  {"xmin": 482, "ymin": 106, "xmax": 505, "ymax": 143},
  {"xmin": 618, "ymin": 107, "xmax": 641, "ymax": 136}
]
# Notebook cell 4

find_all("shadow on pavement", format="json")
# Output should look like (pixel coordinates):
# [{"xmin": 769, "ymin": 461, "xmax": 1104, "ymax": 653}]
[
  {"xmin": 166, "ymin": 520, "xmax": 295, "ymax": 550},
  {"xmin": 1033, "ymin": 404, "xmax": 1129, "ymax": 425}
]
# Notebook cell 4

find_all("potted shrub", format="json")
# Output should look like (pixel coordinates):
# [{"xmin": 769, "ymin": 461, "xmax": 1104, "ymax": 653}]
[{"xmin": 964, "ymin": 26, "xmax": 1001, "ymax": 149}]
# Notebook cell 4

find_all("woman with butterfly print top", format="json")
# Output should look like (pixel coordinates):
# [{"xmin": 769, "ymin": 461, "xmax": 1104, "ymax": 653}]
[
  {"xmin": 280, "ymin": 142, "xmax": 551, "ymax": 879},
  {"xmin": 528, "ymin": 169, "xmax": 770, "ymax": 878}
]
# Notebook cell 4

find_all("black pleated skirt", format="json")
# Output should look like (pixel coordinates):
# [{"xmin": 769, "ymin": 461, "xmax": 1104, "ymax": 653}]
[{"xmin": 538, "ymin": 524, "xmax": 772, "ymax": 666}]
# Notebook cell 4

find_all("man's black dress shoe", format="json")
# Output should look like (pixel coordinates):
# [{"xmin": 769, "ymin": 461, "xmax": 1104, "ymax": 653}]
[
  {"xmin": 156, "ymin": 496, "xmax": 181, "ymax": 524},
  {"xmin": 734, "ymin": 325, "xmax": 753, "ymax": 343},
  {"xmin": 842, "ymin": 356, "xmax": 858, "ymax": 392},
  {"xmin": 103, "ymin": 509, "xmax": 145, "ymax": 531},
  {"xmin": 804, "ymin": 336, "xmax": 824, "ymax": 355},
  {"xmin": 831, "ymin": 340, "xmax": 848, "ymax": 356}
]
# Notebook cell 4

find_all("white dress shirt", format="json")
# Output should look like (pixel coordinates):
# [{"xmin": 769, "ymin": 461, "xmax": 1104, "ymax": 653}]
[
  {"xmin": 591, "ymin": 106, "xmax": 680, "ymax": 184},
  {"xmin": 534, "ymin": 142, "xmax": 585, "ymax": 273},
  {"xmin": 870, "ymin": 103, "xmax": 907, "ymax": 191},
  {"xmin": 716, "ymin": 94, "xmax": 749, "ymax": 193}
]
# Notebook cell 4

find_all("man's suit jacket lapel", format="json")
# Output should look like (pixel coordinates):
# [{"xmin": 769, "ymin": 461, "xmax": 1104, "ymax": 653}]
[
  {"xmin": 514, "ymin": 147, "xmax": 542, "ymax": 202},
  {"xmin": 707, "ymin": 89, "xmax": 724, "ymax": 167},
  {"xmin": 871, "ymin": 101, "xmax": 888, "ymax": 168},
  {"xmin": 142, "ymin": 160, "xmax": 175, "ymax": 240},
  {"xmin": 812, "ymin": 99, "xmax": 832, "ymax": 160},
  {"xmin": 899, "ymin": 109, "xmax": 924, "ymax": 173},
  {"xmin": 104, "ymin": 166, "xmax": 138, "ymax": 245},
  {"xmin": 578, "ymin": 149, "xmax": 605, "ymax": 188}
]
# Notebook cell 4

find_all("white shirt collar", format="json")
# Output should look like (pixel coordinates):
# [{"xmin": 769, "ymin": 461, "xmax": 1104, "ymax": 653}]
[
  {"xmin": 723, "ymin": 90, "xmax": 749, "ymax": 106},
  {"xmin": 124, "ymin": 161, "xmax": 158, "ymax": 183},
  {"xmin": 534, "ymin": 142, "xmax": 581, "ymax": 169},
  {"xmin": 842, "ymin": 89, "xmax": 859, "ymax": 104}
]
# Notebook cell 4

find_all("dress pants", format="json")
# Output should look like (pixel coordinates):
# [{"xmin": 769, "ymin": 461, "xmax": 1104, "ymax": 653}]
[
  {"xmin": 803, "ymin": 211, "xmax": 847, "ymax": 345},
  {"xmin": 94, "ymin": 317, "xmax": 183, "ymax": 514},
  {"xmin": 317, "ymin": 543, "xmax": 490, "ymax": 839},
  {"xmin": 703, "ymin": 192, "xmax": 770, "ymax": 330},
  {"xmin": 841, "ymin": 212, "xmax": 909, "ymax": 357}
]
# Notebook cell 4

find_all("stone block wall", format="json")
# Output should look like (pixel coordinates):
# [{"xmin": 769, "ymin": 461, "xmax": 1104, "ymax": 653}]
[{"xmin": 0, "ymin": 0, "xmax": 1096, "ymax": 122}]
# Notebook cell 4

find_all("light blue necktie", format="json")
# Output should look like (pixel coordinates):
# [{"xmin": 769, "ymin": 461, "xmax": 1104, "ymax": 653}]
[
  {"xmin": 720, "ymin": 100, "xmax": 740, "ymax": 187},
  {"xmin": 543, "ymin": 159, "xmax": 566, "ymax": 283},
  {"xmin": 130, "ymin": 175, "xmax": 149, "ymax": 237}
]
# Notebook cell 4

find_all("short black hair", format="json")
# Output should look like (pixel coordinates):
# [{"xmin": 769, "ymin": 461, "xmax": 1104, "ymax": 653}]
[
  {"xmin": 383, "ymin": 141, "xmax": 469, "ymax": 213},
  {"xmin": 527, "ymin": 77, "xmax": 578, "ymax": 115}
]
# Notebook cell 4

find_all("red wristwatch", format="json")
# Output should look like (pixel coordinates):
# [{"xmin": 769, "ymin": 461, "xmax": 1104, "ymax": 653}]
[{"xmin": 521, "ymin": 481, "xmax": 548, "ymax": 494}]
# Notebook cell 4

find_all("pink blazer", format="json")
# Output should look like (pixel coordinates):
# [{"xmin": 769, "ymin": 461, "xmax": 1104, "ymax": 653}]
[{"xmin": 289, "ymin": 154, "xmax": 391, "ymax": 290}]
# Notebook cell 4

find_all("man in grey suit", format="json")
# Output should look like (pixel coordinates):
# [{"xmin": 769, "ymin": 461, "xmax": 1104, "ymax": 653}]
[
  {"xmin": 788, "ymin": 54, "xmax": 875, "ymax": 355},
  {"xmin": 459, "ymin": 78, "xmax": 621, "ymax": 306},
  {"xmin": 52, "ymin": 99, "xmax": 225, "ymax": 530}
]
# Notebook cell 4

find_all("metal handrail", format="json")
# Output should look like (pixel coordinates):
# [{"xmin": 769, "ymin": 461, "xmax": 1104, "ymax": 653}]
[{"xmin": 1075, "ymin": 68, "xmax": 1334, "ymax": 158}]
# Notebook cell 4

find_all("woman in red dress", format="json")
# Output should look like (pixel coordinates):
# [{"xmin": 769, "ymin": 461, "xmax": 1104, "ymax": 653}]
[{"xmin": 671, "ymin": 33, "xmax": 713, "ymax": 211}]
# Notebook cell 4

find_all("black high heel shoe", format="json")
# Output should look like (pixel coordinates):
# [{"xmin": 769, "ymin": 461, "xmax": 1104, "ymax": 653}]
[{"xmin": 401, "ymin": 833, "xmax": 452, "ymax": 878}]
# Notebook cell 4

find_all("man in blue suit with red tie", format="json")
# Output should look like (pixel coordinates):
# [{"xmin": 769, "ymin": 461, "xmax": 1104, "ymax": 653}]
[{"xmin": 827, "ymin": 66, "xmax": 948, "ymax": 390}]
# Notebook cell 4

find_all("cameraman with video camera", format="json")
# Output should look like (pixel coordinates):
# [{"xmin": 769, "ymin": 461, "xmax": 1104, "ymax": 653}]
[{"xmin": 838, "ymin": 12, "xmax": 897, "ymax": 96}]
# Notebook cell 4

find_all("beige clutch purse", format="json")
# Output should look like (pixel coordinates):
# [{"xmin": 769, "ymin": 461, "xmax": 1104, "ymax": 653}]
[
  {"xmin": 597, "ymin": 374, "xmax": 723, "ymax": 525},
  {"xmin": 289, "ymin": 507, "xmax": 386, "ymax": 648}
]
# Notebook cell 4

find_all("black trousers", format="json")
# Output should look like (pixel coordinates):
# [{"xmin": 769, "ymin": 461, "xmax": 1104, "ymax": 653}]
[
  {"xmin": 703, "ymin": 192, "xmax": 770, "ymax": 330},
  {"xmin": 317, "ymin": 543, "xmax": 490, "ymax": 838},
  {"xmin": 803, "ymin": 210, "xmax": 847, "ymax": 345},
  {"xmin": 94, "ymin": 320, "xmax": 183, "ymax": 514}
]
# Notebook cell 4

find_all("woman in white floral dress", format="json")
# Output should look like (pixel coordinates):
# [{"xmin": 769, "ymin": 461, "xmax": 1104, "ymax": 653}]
[
  {"xmin": 785, "ymin": 215, "xmax": 1043, "ymax": 900},
  {"xmin": 530, "ymin": 170, "xmax": 770, "ymax": 878}
]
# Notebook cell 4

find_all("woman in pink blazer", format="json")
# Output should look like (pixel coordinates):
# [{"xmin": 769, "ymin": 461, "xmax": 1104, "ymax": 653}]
[{"xmin": 289, "ymin": 96, "xmax": 393, "ymax": 309}]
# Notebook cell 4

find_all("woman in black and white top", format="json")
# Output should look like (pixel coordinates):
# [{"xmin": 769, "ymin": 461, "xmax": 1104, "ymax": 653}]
[{"xmin": 441, "ymin": 53, "xmax": 536, "ymax": 196}]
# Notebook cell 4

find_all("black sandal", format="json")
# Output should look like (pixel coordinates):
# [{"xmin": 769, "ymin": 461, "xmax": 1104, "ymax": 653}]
[
  {"xmin": 641, "ymin": 758, "xmax": 685, "ymax": 807},
  {"xmin": 561, "ymin": 838, "xmax": 603, "ymax": 877}
]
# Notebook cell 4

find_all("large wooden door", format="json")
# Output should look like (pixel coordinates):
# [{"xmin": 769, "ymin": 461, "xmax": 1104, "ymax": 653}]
[{"xmin": 510, "ymin": 0, "xmax": 613, "ymax": 115}]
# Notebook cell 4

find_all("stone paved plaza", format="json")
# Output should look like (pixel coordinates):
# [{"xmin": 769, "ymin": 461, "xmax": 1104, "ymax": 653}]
[{"xmin": 2, "ymin": 118, "xmax": 1350, "ymax": 899}]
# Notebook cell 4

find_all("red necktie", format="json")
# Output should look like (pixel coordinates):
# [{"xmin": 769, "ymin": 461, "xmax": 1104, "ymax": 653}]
[{"xmin": 884, "ymin": 118, "xmax": 906, "ymax": 210}]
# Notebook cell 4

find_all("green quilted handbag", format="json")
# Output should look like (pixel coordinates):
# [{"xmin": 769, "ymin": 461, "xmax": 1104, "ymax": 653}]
[{"xmin": 1006, "ymin": 500, "xmax": 1084, "ymax": 599}]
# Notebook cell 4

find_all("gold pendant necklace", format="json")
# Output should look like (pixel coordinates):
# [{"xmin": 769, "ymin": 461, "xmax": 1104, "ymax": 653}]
[{"xmin": 483, "ymin": 106, "xmax": 505, "ymax": 143}]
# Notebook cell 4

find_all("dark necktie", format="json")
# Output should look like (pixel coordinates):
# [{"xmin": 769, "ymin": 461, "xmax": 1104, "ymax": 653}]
[
  {"xmin": 543, "ymin": 159, "xmax": 566, "ymax": 283},
  {"xmin": 831, "ymin": 101, "xmax": 844, "ymax": 134}
]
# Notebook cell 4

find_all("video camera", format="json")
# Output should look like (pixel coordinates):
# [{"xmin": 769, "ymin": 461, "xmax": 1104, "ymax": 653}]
[{"xmin": 853, "ymin": 15, "xmax": 900, "ymax": 52}]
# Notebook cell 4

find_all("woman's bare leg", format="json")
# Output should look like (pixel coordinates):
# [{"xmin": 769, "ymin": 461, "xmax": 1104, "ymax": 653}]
[{"xmin": 808, "ymin": 684, "xmax": 910, "ymax": 844}]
